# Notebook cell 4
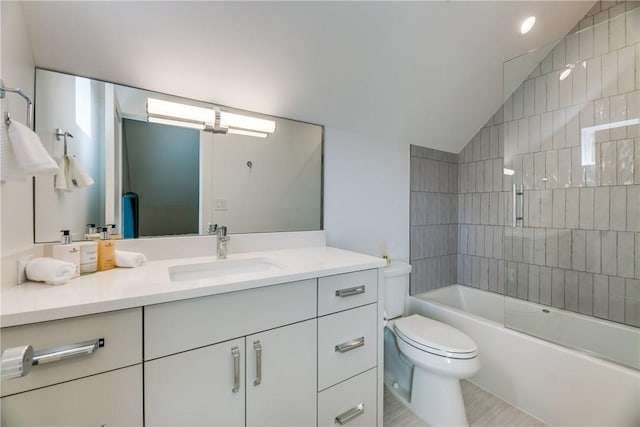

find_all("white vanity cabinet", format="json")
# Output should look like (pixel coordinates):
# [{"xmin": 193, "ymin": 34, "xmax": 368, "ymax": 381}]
[
  {"xmin": 0, "ymin": 308, "xmax": 143, "ymax": 426},
  {"xmin": 143, "ymin": 279, "xmax": 318, "ymax": 427}
]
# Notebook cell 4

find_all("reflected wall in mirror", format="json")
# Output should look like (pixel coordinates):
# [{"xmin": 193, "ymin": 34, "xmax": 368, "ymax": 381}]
[{"xmin": 34, "ymin": 69, "xmax": 323, "ymax": 242}]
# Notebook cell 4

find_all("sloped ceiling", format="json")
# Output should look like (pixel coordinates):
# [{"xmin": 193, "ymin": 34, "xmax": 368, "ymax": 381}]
[{"xmin": 20, "ymin": 1, "xmax": 594, "ymax": 153}]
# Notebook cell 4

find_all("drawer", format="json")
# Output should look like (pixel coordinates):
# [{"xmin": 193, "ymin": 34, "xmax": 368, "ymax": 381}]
[
  {"xmin": 318, "ymin": 303, "xmax": 377, "ymax": 390},
  {"xmin": 1, "ymin": 364, "xmax": 143, "ymax": 426},
  {"xmin": 318, "ymin": 368, "xmax": 377, "ymax": 427},
  {"xmin": 0, "ymin": 308, "xmax": 142, "ymax": 397},
  {"xmin": 318, "ymin": 269, "xmax": 377, "ymax": 316},
  {"xmin": 145, "ymin": 279, "xmax": 316, "ymax": 360}
]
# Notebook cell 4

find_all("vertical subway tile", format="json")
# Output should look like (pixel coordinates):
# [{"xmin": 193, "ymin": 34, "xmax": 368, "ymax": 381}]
[
  {"xmin": 594, "ymin": 187, "xmax": 610, "ymax": 230},
  {"xmin": 602, "ymin": 51, "xmax": 619, "ymax": 98},
  {"xmin": 506, "ymin": 261, "xmax": 517, "ymax": 297},
  {"xmin": 472, "ymin": 136, "xmax": 482, "ymax": 162},
  {"xmin": 565, "ymin": 270, "xmax": 580, "ymax": 312},
  {"xmin": 558, "ymin": 73, "xmax": 573, "ymax": 109},
  {"xmin": 625, "ymin": 279, "xmax": 640, "ymax": 327},
  {"xmin": 513, "ymin": 86, "xmax": 524, "ymax": 120},
  {"xmin": 579, "ymin": 187, "xmax": 594, "ymax": 229},
  {"xmin": 523, "ymin": 154, "xmax": 534, "ymax": 190},
  {"xmin": 602, "ymin": 231, "xmax": 618, "ymax": 275},
  {"xmin": 601, "ymin": 141, "xmax": 618, "ymax": 186},
  {"xmin": 586, "ymin": 230, "xmax": 602, "ymax": 273},
  {"xmin": 627, "ymin": 186, "xmax": 640, "ymax": 231},
  {"xmin": 616, "ymin": 139, "xmax": 634, "ymax": 185},
  {"xmin": 489, "ymin": 259, "xmax": 498, "ymax": 293},
  {"xmin": 553, "ymin": 189, "xmax": 566, "ymax": 228},
  {"xmin": 473, "ymin": 193, "xmax": 481, "ymax": 224},
  {"xmin": 513, "ymin": 227, "xmax": 523, "ymax": 263},
  {"xmin": 593, "ymin": 19, "xmax": 609, "ymax": 57},
  {"xmin": 573, "ymin": 62, "xmax": 587, "ymax": 105},
  {"xmin": 552, "ymin": 39, "xmax": 566, "ymax": 71},
  {"xmin": 636, "ymin": 233, "xmax": 640, "ymax": 280},
  {"xmin": 566, "ymin": 32, "xmax": 579, "ymax": 64},
  {"xmin": 618, "ymin": 232, "xmax": 635, "ymax": 278},
  {"xmin": 490, "ymin": 192, "xmax": 499, "ymax": 225},
  {"xmin": 558, "ymin": 229, "xmax": 572, "ymax": 270},
  {"xmin": 578, "ymin": 272, "xmax": 594, "ymax": 315},
  {"xmin": 539, "ymin": 266, "xmax": 552, "ymax": 306},
  {"xmin": 546, "ymin": 150, "xmax": 559, "ymax": 188},
  {"xmin": 541, "ymin": 112, "xmax": 554, "ymax": 152},
  {"xmin": 529, "ymin": 191, "xmax": 541, "ymax": 227},
  {"xmin": 484, "ymin": 160, "xmax": 493, "ymax": 193},
  {"xmin": 493, "ymin": 158, "xmax": 502, "ymax": 193},
  {"xmin": 610, "ymin": 186, "xmax": 627, "ymax": 230},
  {"xmin": 627, "ymin": 6, "xmax": 640, "ymax": 45},
  {"xmin": 464, "ymin": 255, "xmax": 472, "ymax": 285},
  {"xmin": 481, "ymin": 192, "xmax": 490, "ymax": 225},
  {"xmin": 618, "ymin": 45, "xmax": 635, "ymax": 94},
  {"xmin": 552, "ymin": 268, "xmax": 565, "ymax": 309},
  {"xmin": 540, "ymin": 190, "xmax": 553, "ymax": 227},
  {"xmin": 558, "ymin": 148, "xmax": 572, "ymax": 188},
  {"xmin": 498, "ymin": 192, "xmax": 506, "ymax": 226},
  {"xmin": 480, "ymin": 128, "xmax": 490, "ymax": 160},
  {"xmin": 534, "ymin": 152, "xmax": 546, "ymax": 189},
  {"xmin": 571, "ymin": 147, "xmax": 585, "ymax": 188},
  {"xmin": 522, "ymin": 227, "xmax": 534, "ymax": 264},
  {"xmin": 610, "ymin": 6, "xmax": 626, "ymax": 50},
  {"xmin": 547, "ymin": 71, "xmax": 559, "ymax": 111},
  {"xmin": 565, "ymin": 106, "xmax": 580, "ymax": 148},
  {"xmin": 464, "ymin": 193, "xmax": 473, "ymax": 224},
  {"xmin": 480, "ymin": 257, "xmax": 489, "ymax": 290},
  {"xmin": 541, "ymin": 51, "xmax": 553, "ymax": 74},
  {"xmin": 595, "ymin": 97, "xmax": 611, "ymax": 144},
  {"xmin": 534, "ymin": 76, "xmax": 547, "ymax": 115},
  {"xmin": 593, "ymin": 274, "xmax": 609, "ymax": 319},
  {"xmin": 490, "ymin": 126, "xmax": 499, "ymax": 159},
  {"xmin": 476, "ymin": 161, "xmax": 485, "ymax": 194},
  {"xmin": 610, "ymin": 95, "xmax": 628, "ymax": 141},
  {"xmin": 517, "ymin": 263, "xmax": 529, "ymax": 299},
  {"xmin": 534, "ymin": 228, "xmax": 546, "ymax": 266},
  {"xmin": 529, "ymin": 115, "xmax": 541, "ymax": 152},
  {"xmin": 524, "ymin": 79, "xmax": 535, "ymax": 117},
  {"xmin": 587, "ymin": 57, "xmax": 602, "ymax": 101},
  {"xmin": 497, "ymin": 260, "xmax": 506, "ymax": 294},
  {"xmin": 609, "ymin": 277, "xmax": 626, "ymax": 323},
  {"xmin": 565, "ymin": 188, "xmax": 580, "ymax": 228},
  {"xmin": 528, "ymin": 265, "xmax": 540, "ymax": 303},
  {"xmin": 485, "ymin": 226, "xmax": 494, "ymax": 258},
  {"xmin": 476, "ymin": 226, "xmax": 485, "ymax": 257},
  {"xmin": 572, "ymin": 229, "xmax": 586, "ymax": 271},
  {"xmin": 494, "ymin": 226, "xmax": 504, "ymax": 260},
  {"xmin": 546, "ymin": 229, "xmax": 559, "ymax": 268}
]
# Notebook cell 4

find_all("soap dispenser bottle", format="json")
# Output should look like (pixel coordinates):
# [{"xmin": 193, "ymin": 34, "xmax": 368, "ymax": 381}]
[
  {"xmin": 97, "ymin": 227, "xmax": 116, "ymax": 271},
  {"xmin": 84, "ymin": 224, "xmax": 101, "ymax": 241},
  {"xmin": 107, "ymin": 224, "xmax": 123, "ymax": 240},
  {"xmin": 52, "ymin": 229, "xmax": 80, "ymax": 278}
]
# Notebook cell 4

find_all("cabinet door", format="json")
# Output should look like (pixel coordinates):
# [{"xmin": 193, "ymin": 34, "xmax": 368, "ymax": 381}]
[
  {"xmin": 246, "ymin": 319, "xmax": 317, "ymax": 427},
  {"xmin": 1, "ymin": 364, "xmax": 142, "ymax": 426},
  {"xmin": 145, "ymin": 337, "xmax": 245, "ymax": 427}
]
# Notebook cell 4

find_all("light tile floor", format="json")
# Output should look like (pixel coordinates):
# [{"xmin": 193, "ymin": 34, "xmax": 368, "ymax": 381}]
[{"xmin": 384, "ymin": 380, "xmax": 546, "ymax": 427}]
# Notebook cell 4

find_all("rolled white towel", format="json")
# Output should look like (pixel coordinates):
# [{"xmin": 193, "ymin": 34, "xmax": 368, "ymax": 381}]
[
  {"xmin": 25, "ymin": 257, "xmax": 77, "ymax": 286},
  {"xmin": 115, "ymin": 250, "xmax": 147, "ymax": 268}
]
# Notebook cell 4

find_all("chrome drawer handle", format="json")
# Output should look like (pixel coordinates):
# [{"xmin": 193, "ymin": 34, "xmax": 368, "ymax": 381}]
[
  {"xmin": 253, "ymin": 341, "xmax": 262, "ymax": 386},
  {"xmin": 335, "ymin": 337, "xmax": 365, "ymax": 353},
  {"xmin": 335, "ymin": 285, "xmax": 365, "ymax": 297},
  {"xmin": 231, "ymin": 346, "xmax": 240, "ymax": 393},
  {"xmin": 335, "ymin": 403, "xmax": 364, "ymax": 425},
  {"xmin": 32, "ymin": 338, "xmax": 104, "ymax": 366}
]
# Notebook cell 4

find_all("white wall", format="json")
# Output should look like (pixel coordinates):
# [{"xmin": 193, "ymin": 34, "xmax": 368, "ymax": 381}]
[
  {"xmin": 324, "ymin": 126, "xmax": 410, "ymax": 261},
  {"xmin": 1, "ymin": 2, "xmax": 39, "ymax": 286}
]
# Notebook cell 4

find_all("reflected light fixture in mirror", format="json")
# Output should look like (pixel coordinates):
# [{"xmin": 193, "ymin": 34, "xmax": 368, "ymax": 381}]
[
  {"xmin": 520, "ymin": 16, "xmax": 536, "ymax": 34},
  {"xmin": 147, "ymin": 98, "xmax": 276, "ymax": 138}
]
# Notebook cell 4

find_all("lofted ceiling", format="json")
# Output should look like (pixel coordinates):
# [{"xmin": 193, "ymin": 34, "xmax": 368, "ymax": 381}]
[{"xmin": 20, "ymin": 1, "xmax": 594, "ymax": 153}]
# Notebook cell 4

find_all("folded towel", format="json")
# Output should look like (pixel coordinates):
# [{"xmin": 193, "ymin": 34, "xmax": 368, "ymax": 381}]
[
  {"xmin": 66, "ymin": 154, "xmax": 94, "ymax": 189},
  {"xmin": 25, "ymin": 257, "xmax": 77, "ymax": 286},
  {"xmin": 115, "ymin": 250, "xmax": 147, "ymax": 268},
  {"xmin": 7, "ymin": 120, "xmax": 58, "ymax": 176}
]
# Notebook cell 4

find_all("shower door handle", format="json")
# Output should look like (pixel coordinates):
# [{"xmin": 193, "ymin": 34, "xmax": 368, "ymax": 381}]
[{"xmin": 513, "ymin": 184, "xmax": 524, "ymax": 227}]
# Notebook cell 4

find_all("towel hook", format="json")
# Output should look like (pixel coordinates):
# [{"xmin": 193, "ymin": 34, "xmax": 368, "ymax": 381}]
[{"xmin": 55, "ymin": 128, "xmax": 74, "ymax": 156}]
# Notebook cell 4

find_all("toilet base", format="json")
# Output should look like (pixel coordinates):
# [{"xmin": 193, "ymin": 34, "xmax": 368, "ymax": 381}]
[{"xmin": 408, "ymin": 366, "xmax": 469, "ymax": 427}]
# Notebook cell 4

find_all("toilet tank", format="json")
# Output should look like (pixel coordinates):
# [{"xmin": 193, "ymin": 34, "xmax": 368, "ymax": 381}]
[{"xmin": 383, "ymin": 261, "xmax": 412, "ymax": 319}]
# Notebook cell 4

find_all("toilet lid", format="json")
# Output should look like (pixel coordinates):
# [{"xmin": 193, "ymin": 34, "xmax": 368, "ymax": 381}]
[{"xmin": 393, "ymin": 314, "xmax": 478, "ymax": 359}]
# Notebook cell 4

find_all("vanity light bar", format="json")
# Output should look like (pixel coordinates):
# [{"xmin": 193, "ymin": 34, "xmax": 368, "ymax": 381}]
[{"xmin": 146, "ymin": 98, "xmax": 276, "ymax": 137}]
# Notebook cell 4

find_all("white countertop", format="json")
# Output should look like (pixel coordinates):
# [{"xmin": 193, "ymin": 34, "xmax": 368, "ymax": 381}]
[{"xmin": 1, "ymin": 246, "xmax": 386, "ymax": 327}]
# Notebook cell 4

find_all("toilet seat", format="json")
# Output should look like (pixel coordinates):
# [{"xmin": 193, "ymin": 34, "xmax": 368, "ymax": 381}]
[{"xmin": 393, "ymin": 314, "xmax": 478, "ymax": 360}]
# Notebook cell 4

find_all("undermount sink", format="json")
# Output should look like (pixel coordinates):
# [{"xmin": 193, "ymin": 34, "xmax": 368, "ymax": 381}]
[{"xmin": 169, "ymin": 257, "xmax": 284, "ymax": 282}]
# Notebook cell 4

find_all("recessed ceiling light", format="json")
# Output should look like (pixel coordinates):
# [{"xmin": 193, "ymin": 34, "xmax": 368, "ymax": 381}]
[{"xmin": 520, "ymin": 16, "xmax": 536, "ymax": 34}]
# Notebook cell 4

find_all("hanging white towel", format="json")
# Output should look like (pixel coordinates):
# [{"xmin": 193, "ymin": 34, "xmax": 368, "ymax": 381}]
[
  {"xmin": 0, "ymin": 122, "xmax": 26, "ymax": 181},
  {"xmin": 25, "ymin": 257, "xmax": 77, "ymax": 286},
  {"xmin": 115, "ymin": 250, "xmax": 147, "ymax": 268},
  {"xmin": 54, "ymin": 156, "xmax": 68, "ymax": 190},
  {"xmin": 66, "ymin": 154, "xmax": 94, "ymax": 189},
  {"xmin": 6, "ymin": 119, "xmax": 58, "ymax": 176}
]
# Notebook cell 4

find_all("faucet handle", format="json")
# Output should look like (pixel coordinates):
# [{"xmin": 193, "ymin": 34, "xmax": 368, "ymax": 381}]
[
  {"xmin": 217, "ymin": 225, "xmax": 228, "ymax": 238},
  {"xmin": 208, "ymin": 222, "xmax": 218, "ymax": 234}
]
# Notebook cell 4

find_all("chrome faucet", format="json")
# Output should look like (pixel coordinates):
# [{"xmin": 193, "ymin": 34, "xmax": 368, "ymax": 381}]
[{"xmin": 216, "ymin": 225, "xmax": 230, "ymax": 259}]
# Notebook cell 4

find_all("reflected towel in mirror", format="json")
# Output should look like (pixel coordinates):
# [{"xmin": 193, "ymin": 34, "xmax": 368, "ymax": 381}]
[{"xmin": 54, "ymin": 154, "xmax": 94, "ymax": 191}]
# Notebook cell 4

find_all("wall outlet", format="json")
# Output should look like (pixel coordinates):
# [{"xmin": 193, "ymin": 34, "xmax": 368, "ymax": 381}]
[
  {"xmin": 215, "ymin": 199, "xmax": 228, "ymax": 211},
  {"xmin": 17, "ymin": 256, "xmax": 34, "ymax": 285}
]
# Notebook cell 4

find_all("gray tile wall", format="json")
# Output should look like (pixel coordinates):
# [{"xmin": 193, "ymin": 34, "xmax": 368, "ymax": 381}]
[
  {"xmin": 455, "ymin": 1, "xmax": 640, "ymax": 328},
  {"xmin": 410, "ymin": 2, "xmax": 639, "ymax": 327},
  {"xmin": 409, "ymin": 145, "xmax": 458, "ymax": 295}
]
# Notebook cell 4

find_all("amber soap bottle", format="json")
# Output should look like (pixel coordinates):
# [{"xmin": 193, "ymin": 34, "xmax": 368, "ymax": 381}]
[{"xmin": 97, "ymin": 227, "xmax": 116, "ymax": 271}]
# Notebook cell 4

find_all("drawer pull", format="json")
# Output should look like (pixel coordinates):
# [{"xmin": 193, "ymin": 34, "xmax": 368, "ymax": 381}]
[
  {"xmin": 335, "ymin": 403, "xmax": 365, "ymax": 425},
  {"xmin": 253, "ymin": 340, "xmax": 262, "ymax": 386},
  {"xmin": 231, "ymin": 346, "xmax": 240, "ymax": 393},
  {"xmin": 335, "ymin": 286, "xmax": 365, "ymax": 298},
  {"xmin": 335, "ymin": 337, "xmax": 365, "ymax": 353},
  {"xmin": 32, "ymin": 338, "xmax": 104, "ymax": 366}
]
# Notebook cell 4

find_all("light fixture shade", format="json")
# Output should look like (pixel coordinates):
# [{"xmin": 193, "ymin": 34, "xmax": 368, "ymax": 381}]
[
  {"xmin": 520, "ymin": 16, "xmax": 536, "ymax": 34},
  {"xmin": 147, "ymin": 97, "xmax": 276, "ymax": 137}
]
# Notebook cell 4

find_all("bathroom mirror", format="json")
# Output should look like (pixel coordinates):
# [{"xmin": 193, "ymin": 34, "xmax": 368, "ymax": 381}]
[{"xmin": 33, "ymin": 68, "xmax": 323, "ymax": 242}]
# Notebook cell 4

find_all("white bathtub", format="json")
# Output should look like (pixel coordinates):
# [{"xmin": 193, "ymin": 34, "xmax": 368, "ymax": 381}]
[{"xmin": 408, "ymin": 284, "xmax": 640, "ymax": 427}]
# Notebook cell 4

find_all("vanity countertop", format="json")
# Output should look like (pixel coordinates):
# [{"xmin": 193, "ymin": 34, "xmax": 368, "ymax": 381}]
[{"xmin": 1, "ymin": 246, "xmax": 386, "ymax": 327}]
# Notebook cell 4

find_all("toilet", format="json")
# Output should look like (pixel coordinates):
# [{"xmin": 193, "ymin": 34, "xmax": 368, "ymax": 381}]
[{"xmin": 383, "ymin": 261, "xmax": 480, "ymax": 427}]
